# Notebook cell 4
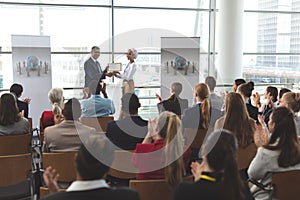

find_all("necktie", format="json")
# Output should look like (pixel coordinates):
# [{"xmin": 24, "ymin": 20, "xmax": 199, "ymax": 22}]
[{"xmin": 95, "ymin": 61, "xmax": 102, "ymax": 73}]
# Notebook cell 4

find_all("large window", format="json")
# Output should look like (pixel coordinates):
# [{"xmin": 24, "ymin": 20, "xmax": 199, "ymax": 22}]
[{"xmin": 243, "ymin": 0, "xmax": 300, "ymax": 86}]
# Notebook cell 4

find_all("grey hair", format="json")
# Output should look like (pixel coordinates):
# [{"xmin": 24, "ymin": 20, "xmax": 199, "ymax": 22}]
[
  {"xmin": 171, "ymin": 82, "xmax": 183, "ymax": 96},
  {"xmin": 129, "ymin": 48, "xmax": 138, "ymax": 59},
  {"xmin": 48, "ymin": 88, "xmax": 64, "ymax": 105}
]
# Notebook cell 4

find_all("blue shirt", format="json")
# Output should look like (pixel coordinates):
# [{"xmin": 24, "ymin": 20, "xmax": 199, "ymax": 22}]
[{"xmin": 80, "ymin": 95, "xmax": 115, "ymax": 117}]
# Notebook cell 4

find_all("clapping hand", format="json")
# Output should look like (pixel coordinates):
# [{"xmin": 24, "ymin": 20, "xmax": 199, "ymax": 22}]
[
  {"xmin": 43, "ymin": 166, "xmax": 60, "ymax": 194},
  {"xmin": 23, "ymin": 97, "xmax": 31, "ymax": 104},
  {"xmin": 191, "ymin": 160, "xmax": 205, "ymax": 182},
  {"xmin": 142, "ymin": 119, "xmax": 157, "ymax": 144}
]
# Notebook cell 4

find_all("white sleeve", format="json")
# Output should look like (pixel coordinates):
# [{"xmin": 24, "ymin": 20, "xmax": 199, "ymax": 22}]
[
  {"xmin": 118, "ymin": 63, "xmax": 136, "ymax": 80},
  {"xmin": 247, "ymin": 147, "xmax": 270, "ymax": 180}
]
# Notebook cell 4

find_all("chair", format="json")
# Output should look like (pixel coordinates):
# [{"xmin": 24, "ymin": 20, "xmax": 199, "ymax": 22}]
[
  {"xmin": 0, "ymin": 154, "xmax": 32, "ymax": 200},
  {"xmin": 237, "ymin": 143, "xmax": 257, "ymax": 170},
  {"xmin": 129, "ymin": 176, "xmax": 193, "ymax": 200},
  {"xmin": 0, "ymin": 134, "xmax": 32, "ymax": 156},
  {"xmin": 184, "ymin": 128, "xmax": 208, "ymax": 149},
  {"xmin": 42, "ymin": 152, "xmax": 77, "ymax": 183},
  {"xmin": 107, "ymin": 150, "xmax": 138, "ymax": 179},
  {"xmin": 40, "ymin": 152, "xmax": 77, "ymax": 198},
  {"xmin": 271, "ymin": 170, "xmax": 300, "ymax": 200},
  {"xmin": 28, "ymin": 118, "xmax": 33, "ymax": 131},
  {"xmin": 80, "ymin": 116, "xmax": 114, "ymax": 132}
]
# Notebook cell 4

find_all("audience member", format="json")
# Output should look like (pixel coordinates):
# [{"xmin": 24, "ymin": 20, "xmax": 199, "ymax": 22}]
[
  {"xmin": 237, "ymin": 81, "xmax": 258, "ymax": 122},
  {"xmin": 41, "ymin": 88, "xmax": 64, "ymax": 130},
  {"xmin": 214, "ymin": 93, "xmax": 256, "ymax": 149},
  {"xmin": 106, "ymin": 93, "xmax": 147, "ymax": 150},
  {"xmin": 114, "ymin": 48, "xmax": 138, "ymax": 95},
  {"xmin": 0, "ymin": 93, "xmax": 30, "ymax": 135},
  {"xmin": 233, "ymin": 78, "xmax": 246, "ymax": 92},
  {"xmin": 43, "ymin": 98, "xmax": 96, "ymax": 152},
  {"xmin": 80, "ymin": 80, "xmax": 115, "ymax": 117},
  {"xmin": 279, "ymin": 92, "xmax": 300, "ymax": 135},
  {"xmin": 182, "ymin": 83, "xmax": 222, "ymax": 129},
  {"xmin": 41, "ymin": 134, "xmax": 139, "ymax": 200},
  {"xmin": 10, "ymin": 83, "xmax": 31, "ymax": 118},
  {"xmin": 253, "ymin": 86, "xmax": 278, "ymax": 124},
  {"xmin": 174, "ymin": 129, "xmax": 253, "ymax": 200},
  {"xmin": 278, "ymin": 88, "xmax": 291, "ymax": 106},
  {"xmin": 248, "ymin": 107, "xmax": 300, "ymax": 199},
  {"xmin": 156, "ymin": 82, "xmax": 188, "ymax": 115},
  {"xmin": 132, "ymin": 111, "xmax": 191, "ymax": 187},
  {"xmin": 205, "ymin": 76, "xmax": 224, "ymax": 110}
]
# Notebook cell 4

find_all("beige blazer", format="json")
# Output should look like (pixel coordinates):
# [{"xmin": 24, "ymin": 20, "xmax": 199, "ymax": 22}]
[{"xmin": 43, "ymin": 120, "xmax": 96, "ymax": 152}]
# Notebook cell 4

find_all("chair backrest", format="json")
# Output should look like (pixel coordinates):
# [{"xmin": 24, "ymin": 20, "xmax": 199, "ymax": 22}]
[
  {"xmin": 129, "ymin": 176, "xmax": 193, "ymax": 200},
  {"xmin": 28, "ymin": 117, "xmax": 33, "ymax": 131},
  {"xmin": 0, "ymin": 134, "xmax": 31, "ymax": 156},
  {"xmin": 0, "ymin": 153, "xmax": 31, "ymax": 187},
  {"xmin": 272, "ymin": 170, "xmax": 300, "ymax": 200},
  {"xmin": 237, "ymin": 143, "xmax": 257, "ymax": 170},
  {"xmin": 42, "ymin": 152, "xmax": 77, "ymax": 182},
  {"xmin": 184, "ymin": 128, "xmax": 208, "ymax": 149},
  {"xmin": 107, "ymin": 150, "xmax": 138, "ymax": 179},
  {"xmin": 80, "ymin": 116, "xmax": 114, "ymax": 132}
]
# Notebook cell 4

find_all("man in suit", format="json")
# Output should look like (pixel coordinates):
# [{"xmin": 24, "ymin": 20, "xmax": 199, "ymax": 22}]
[
  {"xmin": 84, "ymin": 46, "xmax": 113, "ymax": 98},
  {"xmin": 10, "ymin": 83, "xmax": 30, "ymax": 118},
  {"xmin": 41, "ymin": 134, "xmax": 139, "ymax": 200},
  {"xmin": 106, "ymin": 93, "xmax": 148, "ymax": 150},
  {"xmin": 205, "ymin": 76, "xmax": 224, "ymax": 111},
  {"xmin": 43, "ymin": 98, "xmax": 96, "ymax": 152},
  {"xmin": 156, "ymin": 82, "xmax": 188, "ymax": 115},
  {"xmin": 80, "ymin": 80, "xmax": 115, "ymax": 117}
]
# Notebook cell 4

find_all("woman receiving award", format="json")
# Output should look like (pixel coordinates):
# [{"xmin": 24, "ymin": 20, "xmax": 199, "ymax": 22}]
[{"xmin": 114, "ymin": 48, "xmax": 138, "ymax": 95}]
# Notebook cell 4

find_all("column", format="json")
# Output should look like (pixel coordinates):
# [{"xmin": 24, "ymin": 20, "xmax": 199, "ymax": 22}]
[{"xmin": 217, "ymin": 0, "xmax": 244, "ymax": 84}]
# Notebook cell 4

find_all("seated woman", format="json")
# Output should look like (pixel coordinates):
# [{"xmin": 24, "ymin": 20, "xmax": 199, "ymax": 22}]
[
  {"xmin": 41, "ymin": 88, "xmax": 64, "ymax": 130},
  {"xmin": 279, "ymin": 91, "xmax": 300, "ymax": 135},
  {"xmin": 248, "ymin": 107, "xmax": 300, "ymax": 200},
  {"xmin": 174, "ymin": 129, "xmax": 253, "ymax": 200},
  {"xmin": 0, "ymin": 93, "xmax": 30, "ymax": 135},
  {"xmin": 215, "ymin": 92, "xmax": 256, "ymax": 149},
  {"xmin": 237, "ymin": 81, "xmax": 258, "ymax": 122},
  {"xmin": 156, "ymin": 82, "xmax": 188, "ymax": 116},
  {"xmin": 132, "ymin": 111, "xmax": 191, "ymax": 187}
]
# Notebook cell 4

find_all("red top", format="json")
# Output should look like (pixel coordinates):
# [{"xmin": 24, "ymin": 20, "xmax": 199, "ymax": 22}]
[
  {"xmin": 132, "ymin": 139, "xmax": 191, "ymax": 180},
  {"xmin": 41, "ymin": 110, "xmax": 54, "ymax": 130}
]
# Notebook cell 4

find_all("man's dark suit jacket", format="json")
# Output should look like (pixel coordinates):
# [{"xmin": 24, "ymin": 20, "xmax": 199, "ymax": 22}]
[
  {"xmin": 17, "ymin": 99, "xmax": 28, "ymax": 118},
  {"xmin": 157, "ymin": 97, "xmax": 188, "ymax": 115},
  {"xmin": 84, "ymin": 57, "xmax": 106, "ymax": 87},
  {"xmin": 41, "ymin": 187, "xmax": 139, "ymax": 200},
  {"xmin": 182, "ymin": 103, "xmax": 223, "ymax": 129},
  {"xmin": 106, "ymin": 116, "xmax": 148, "ymax": 150}
]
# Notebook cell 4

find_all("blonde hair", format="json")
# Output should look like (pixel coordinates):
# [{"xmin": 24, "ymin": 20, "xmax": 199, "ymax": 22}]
[
  {"xmin": 195, "ymin": 83, "xmax": 210, "ymax": 129},
  {"xmin": 157, "ymin": 111, "xmax": 184, "ymax": 187},
  {"xmin": 282, "ymin": 92, "xmax": 300, "ymax": 113},
  {"xmin": 48, "ymin": 88, "xmax": 64, "ymax": 115}
]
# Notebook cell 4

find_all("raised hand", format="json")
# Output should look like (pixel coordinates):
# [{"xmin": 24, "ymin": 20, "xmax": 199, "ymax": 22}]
[
  {"xmin": 23, "ymin": 97, "xmax": 31, "ymax": 104},
  {"xmin": 43, "ymin": 166, "xmax": 60, "ymax": 194}
]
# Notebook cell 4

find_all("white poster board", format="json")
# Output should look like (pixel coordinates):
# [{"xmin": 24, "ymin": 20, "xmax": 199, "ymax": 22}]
[
  {"xmin": 12, "ymin": 35, "xmax": 52, "ymax": 128},
  {"xmin": 161, "ymin": 37, "xmax": 200, "ymax": 107}
]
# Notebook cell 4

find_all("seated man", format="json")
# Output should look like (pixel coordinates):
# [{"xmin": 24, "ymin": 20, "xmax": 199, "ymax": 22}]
[
  {"xmin": 106, "ymin": 93, "xmax": 148, "ymax": 150},
  {"xmin": 156, "ymin": 82, "xmax": 188, "ymax": 115},
  {"xmin": 43, "ymin": 98, "xmax": 96, "ymax": 152},
  {"xmin": 80, "ymin": 80, "xmax": 115, "ymax": 117},
  {"xmin": 205, "ymin": 76, "xmax": 224, "ymax": 111},
  {"xmin": 41, "ymin": 135, "xmax": 139, "ymax": 200},
  {"xmin": 10, "ymin": 83, "xmax": 31, "ymax": 118}
]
